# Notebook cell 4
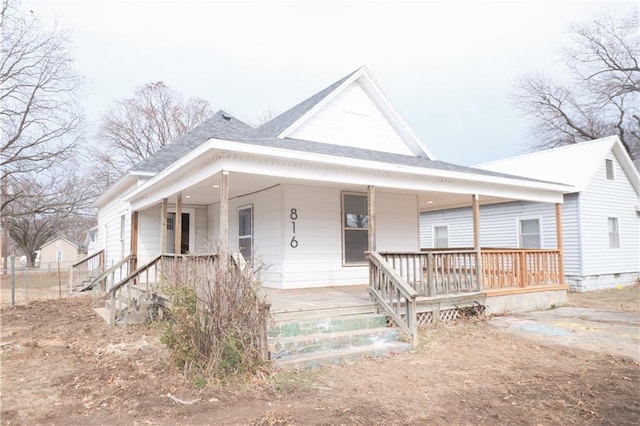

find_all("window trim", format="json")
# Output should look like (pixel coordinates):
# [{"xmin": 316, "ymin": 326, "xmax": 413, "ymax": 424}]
[
  {"xmin": 56, "ymin": 250, "xmax": 63, "ymax": 263},
  {"xmin": 607, "ymin": 216, "xmax": 620, "ymax": 249},
  {"xmin": 605, "ymin": 158, "xmax": 615, "ymax": 181},
  {"xmin": 164, "ymin": 207, "xmax": 196, "ymax": 254},
  {"xmin": 341, "ymin": 191, "xmax": 369, "ymax": 266},
  {"xmin": 517, "ymin": 217, "xmax": 543, "ymax": 249},
  {"xmin": 432, "ymin": 224, "xmax": 449, "ymax": 249},
  {"xmin": 238, "ymin": 204, "xmax": 254, "ymax": 260}
]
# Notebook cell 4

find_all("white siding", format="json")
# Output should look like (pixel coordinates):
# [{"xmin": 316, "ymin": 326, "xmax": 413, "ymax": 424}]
[
  {"xmin": 97, "ymin": 193, "xmax": 132, "ymax": 268},
  {"xmin": 281, "ymin": 185, "xmax": 419, "ymax": 289},
  {"xmin": 560, "ymin": 194, "xmax": 581, "ymax": 275},
  {"xmin": 287, "ymin": 81, "xmax": 414, "ymax": 156},
  {"xmin": 138, "ymin": 205, "xmax": 161, "ymax": 264},
  {"xmin": 209, "ymin": 185, "xmax": 284, "ymax": 288},
  {"xmin": 421, "ymin": 202, "xmax": 559, "ymax": 250},
  {"xmin": 579, "ymin": 154, "xmax": 640, "ymax": 276}
]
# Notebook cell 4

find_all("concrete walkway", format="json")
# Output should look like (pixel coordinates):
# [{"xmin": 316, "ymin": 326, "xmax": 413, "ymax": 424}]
[{"xmin": 489, "ymin": 307, "xmax": 640, "ymax": 361}]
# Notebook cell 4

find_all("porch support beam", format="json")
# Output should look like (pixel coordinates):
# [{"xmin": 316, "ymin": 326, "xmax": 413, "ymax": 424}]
[
  {"xmin": 219, "ymin": 171, "xmax": 229, "ymax": 270},
  {"xmin": 472, "ymin": 194, "xmax": 483, "ymax": 291},
  {"xmin": 555, "ymin": 203, "xmax": 565, "ymax": 285},
  {"xmin": 175, "ymin": 193, "xmax": 182, "ymax": 255},
  {"xmin": 368, "ymin": 185, "xmax": 376, "ymax": 252},
  {"xmin": 160, "ymin": 198, "xmax": 168, "ymax": 253},
  {"xmin": 130, "ymin": 211, "xmax": 138, "ymax": 271}
]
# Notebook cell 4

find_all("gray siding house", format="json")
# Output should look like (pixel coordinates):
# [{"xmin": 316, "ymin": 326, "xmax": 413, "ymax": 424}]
[{"xmin": 421, "ymin": 136, "xmax": 640, "ymax": 292}]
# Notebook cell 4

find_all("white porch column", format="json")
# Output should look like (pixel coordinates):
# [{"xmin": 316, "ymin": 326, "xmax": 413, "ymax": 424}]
[
  {"xmin": 368, "ymin": 185, "xmax": 376, "ymax": 252},
  {"xmin": 175, "ymin": 193, "xmax": 183, "ymax": 255},
  {"xmin": 219, "ymin": 171, "xmax": 229, "ymax": 270},
  {"xmin": 472, "ymin": 194, "xmax": 483, "ymax": 291}
]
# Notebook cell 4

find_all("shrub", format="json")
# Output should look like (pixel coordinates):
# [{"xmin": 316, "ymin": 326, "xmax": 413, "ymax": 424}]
[{"xmin": 159, "ymin": 252, "xmax": 270, "ymax": 383}]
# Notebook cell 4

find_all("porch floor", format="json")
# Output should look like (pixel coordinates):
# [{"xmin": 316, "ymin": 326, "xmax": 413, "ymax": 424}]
[{"xmin": 264, "ymin": 285, "xmax": 372, "ymax": 313}]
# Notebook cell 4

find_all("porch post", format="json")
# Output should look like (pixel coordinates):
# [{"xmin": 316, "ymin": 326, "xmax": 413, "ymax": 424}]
[
  {"xmin": 472, "ymin": 194, "xmax": 483, "ymax": 291},
  {"xmin": 555, "ymin": 203, "xmax": 565, "ymax": 285},
  {"xmin": 175, "ymin": 193, "xmax": 182, "ymax": 254},
  {"xmin": 130, "ymin": 211, "xmax": 138, "ymax": 271},
  {"xmin": 160, "ymin": 198, "xmax": 168, "ymax": 253},
  {"xmin": 368, "ymin": 185, "xmax": 376, "ymax": 252},
  {"xmin": 219, "ymin": 171, "xmax": 229, "ymax": 270}
]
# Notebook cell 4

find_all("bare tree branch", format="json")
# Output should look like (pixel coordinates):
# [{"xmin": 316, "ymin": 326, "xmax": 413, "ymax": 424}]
[{"xmin": 513, "ymin": 9, "xmax": 639, "ymax": 160}]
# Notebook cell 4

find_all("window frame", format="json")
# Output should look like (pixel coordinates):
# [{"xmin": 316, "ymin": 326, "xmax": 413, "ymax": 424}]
[
  {"xmin": 605, "ymin": 158, "xmax": 615, "ymax": 181},
  {"xmin": 517, "ymin": 217, "xmax": 543, "ymax": 249},
  {"xmin": 608, "ymin": 217, "xmax": 620, "ymax": 249},
  {"xmin": 56, "ymin": 250, "xmax": 63, "ymax": 263},
  {"xmin": 433, "ymin": 225, "xmax": 449, "ymax": 249},
  {"xmin": 341, "ymin": 192, "xmax": 369, "ymax": 266},
  {"xmin": 238, "ymin": 204, "xmax": 254, "ymax": 260}
]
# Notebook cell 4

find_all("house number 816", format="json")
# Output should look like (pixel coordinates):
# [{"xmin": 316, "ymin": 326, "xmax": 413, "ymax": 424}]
[{"xmin": 290, "ymin": 208, "xmax": 298, "ymax": 248}]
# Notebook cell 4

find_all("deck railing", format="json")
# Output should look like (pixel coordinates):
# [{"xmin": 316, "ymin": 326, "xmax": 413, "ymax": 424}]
[
  {"xmin": 380, "ymin": 250, "xmax": 481, "ymax": 297},
  {"xmin": 481, "ymin": 249, "xmax": 561, "ymax": 289},
  {"xmin": 367, "ymin": 251, "xmax": 418, "ymax": 345},
  {"xmin": 68, "ymin": 250, "xmax": 105, "ymax": 293}
]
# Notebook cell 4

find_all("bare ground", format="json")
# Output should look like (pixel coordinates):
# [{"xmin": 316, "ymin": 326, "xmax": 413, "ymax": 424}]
[{"xmin": 1, "ymin": 286, "xmax": 638, "ymax": 425}]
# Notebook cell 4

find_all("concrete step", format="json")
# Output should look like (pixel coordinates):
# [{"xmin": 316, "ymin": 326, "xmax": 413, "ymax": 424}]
[
  {"xmin": 269, "ymin": 313, "xmax": 387, "ymax": 338},
  {"xmin": 273, "ymin": 340, "xmax": 410, "ymax": 370},
  {"xmin": 270, "ymin": 327, "xmax": 401, "ymax": 359},
  {"xmin": 94, "ymin": 306, "xmax": 111, "ymax": 323}
]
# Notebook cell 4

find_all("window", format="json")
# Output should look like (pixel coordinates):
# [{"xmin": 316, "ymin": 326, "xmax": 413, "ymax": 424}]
[
  {"xmin": 433, "ymin": 226, "xmax": 449, "ymax": 248},
  {"xmin": 608, "ymin": 217, "xmax": 620, "ymax": 248},
  {"xmin": 342, "ymin": 193, "xmax": 369, "ymax": 264},
  {"xmin": 56, "ymin": 250, "xmax": 63, "ymax": 262},
  {"xmin": 238, "ymin": 205, "xmax": 253, "ymax": 259},
  {"xmin": 605, "ymin": 159, "xmax": 615, "ymax": 180},
  {"xmin": 519, "ymin": 218, "xmax": 541, "ymax": 248}
]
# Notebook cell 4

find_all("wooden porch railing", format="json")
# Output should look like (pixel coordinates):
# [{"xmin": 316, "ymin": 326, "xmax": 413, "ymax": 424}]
[
  {"xmin": 367, "ymin": 251, "xmax": 418, "ymax": 345},
  {"xmin": 481, "ymin": 249, "xmax": 561, "ymax": 289},
  {"xmin": 88, "ymin": 254, "xmax": 135, "ymax": 293},
  {"xmin": 68, "ymin": 250, "xmax": 105, "ymax": 294},
  {"xmin": 381, "ymin": 250, "xmax": 481, "ymax": 297}
]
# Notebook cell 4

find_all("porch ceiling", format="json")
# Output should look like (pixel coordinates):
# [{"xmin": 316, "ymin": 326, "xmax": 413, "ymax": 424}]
[{"xmin": 162, "ymin": 171, "xmax": 519, "ymax": 211}]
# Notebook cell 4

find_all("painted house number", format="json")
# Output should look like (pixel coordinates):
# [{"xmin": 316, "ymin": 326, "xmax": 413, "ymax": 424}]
[{"xmin": 290, "ymin": 208, "xmax": 298, "ymax": 248}]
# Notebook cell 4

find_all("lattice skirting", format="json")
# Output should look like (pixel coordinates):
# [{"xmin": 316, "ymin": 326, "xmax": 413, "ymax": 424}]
[{"xmin": 386, "ymin": 308, "xmax": 464, "ymax": 327}]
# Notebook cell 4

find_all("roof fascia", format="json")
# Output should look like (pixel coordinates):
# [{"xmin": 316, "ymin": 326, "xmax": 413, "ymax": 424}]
[
  {"xmin": 124, "ymin": 137, "xmax": 572, "ymax": 208},
  {"xmin": 611, "ymin": 138, "xmax": 640, "ymax": 194},
  {"xmin": 94, "ymin": 172, "xmax": 151, "ymax": 208}
]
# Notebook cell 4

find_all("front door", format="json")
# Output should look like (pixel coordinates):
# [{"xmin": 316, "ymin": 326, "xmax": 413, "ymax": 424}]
[{"xmin": 166, "ymin": 212, "xmax": 190, "ymax": 254}]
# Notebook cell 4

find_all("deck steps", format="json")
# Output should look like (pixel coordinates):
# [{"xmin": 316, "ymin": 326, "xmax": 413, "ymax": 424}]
[{"xmin": 269, "ymin": 313, "xmax": 410, "ymax": 369}]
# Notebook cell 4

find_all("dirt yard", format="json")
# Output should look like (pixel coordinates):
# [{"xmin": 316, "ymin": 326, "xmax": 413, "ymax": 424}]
[{"xmin": 1, "ymin": 286, "xmax": 638, "ymax": 425}]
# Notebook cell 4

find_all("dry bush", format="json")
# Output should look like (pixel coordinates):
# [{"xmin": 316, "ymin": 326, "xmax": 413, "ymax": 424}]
[{"xmin": 159, "ymin": 253, "xmax": 270, "ymax": 385}]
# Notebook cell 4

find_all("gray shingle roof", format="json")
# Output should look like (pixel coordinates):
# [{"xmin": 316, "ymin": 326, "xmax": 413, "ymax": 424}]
[
  {"xmin": 130, "ymin": 110, "xmax": 255, "ymax": 173},
  {"xmin": 128, "ymin": 70, "xmax": 559, "ymax": 186}
]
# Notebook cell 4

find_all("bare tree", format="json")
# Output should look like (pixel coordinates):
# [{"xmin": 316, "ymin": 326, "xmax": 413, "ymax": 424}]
[
  {"xmin": 1, "ymin": 0, "xmax": 83, "ymax": 268},
  {"xmin": 6, "ymin": 170, "xmax": 96, "ymax": 267},
  {"xmin": 513, "ymin": 10, "xmax": 639, "ymax": 159},
  {"xmin": 98, "ymin": 81, "xmax": 212, "ymax": 179}
]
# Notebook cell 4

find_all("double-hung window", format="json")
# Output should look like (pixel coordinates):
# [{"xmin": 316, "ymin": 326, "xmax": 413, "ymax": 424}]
[
  {"xmin": 342, "ymin": 193, "xmax": 369, "ymax": 265},
  {"xmin": 608, "ymin": 217, "xmax": 620, "ymax": 249},
  {"xmin": 433, "ymin": 225, "xmax": 449, "ymax": 248},
  {"xmin": 238, "ymin": 205, "xmax": 253, "ymax": 259},
  {"xmin": 519, "ymin": 218, "xmax": 541, "ymax": 248}
]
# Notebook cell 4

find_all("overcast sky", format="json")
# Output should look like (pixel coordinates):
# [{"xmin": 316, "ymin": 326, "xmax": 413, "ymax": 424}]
[{"xmin": 26, "ymin": 0, "xmax": 638, "ymax": 165}]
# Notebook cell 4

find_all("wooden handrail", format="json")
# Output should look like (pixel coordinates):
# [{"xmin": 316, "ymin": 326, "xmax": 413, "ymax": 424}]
[
  {"xmin": 367, "ymin": 251, "xmax": 418, "ymax": 346},
  {"xmin": 68, "ymin": 250, "xmax": 105, "ymax": 294},
  {"xmin": 70, "ymin": 249, "xmax": 105, "ymax": 269},
  {"xmin": 87, "ymin": 254, "xmax": 135, "ymax": 292}
]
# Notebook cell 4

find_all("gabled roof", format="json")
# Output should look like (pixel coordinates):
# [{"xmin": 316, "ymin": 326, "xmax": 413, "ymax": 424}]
[
  {"xmin": 252, "ymin": 69, "xmax": 358, "ymax": 138},
  {"xmin": 40, "ymin": 236, "xmax": 83, "ymax": 250},
  {"xmin": 477, "ymin": 136, "xmax": 640, "ymax": 194}
]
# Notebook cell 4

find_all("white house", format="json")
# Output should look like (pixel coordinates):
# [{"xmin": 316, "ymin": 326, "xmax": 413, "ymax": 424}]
[
  {"xmin": 421, "ymin": 136, "xmax": 640, "ymax": 292},
  {"xmin": 94, "ymin": 67, "xmax": 570, "ymax": 291}
]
